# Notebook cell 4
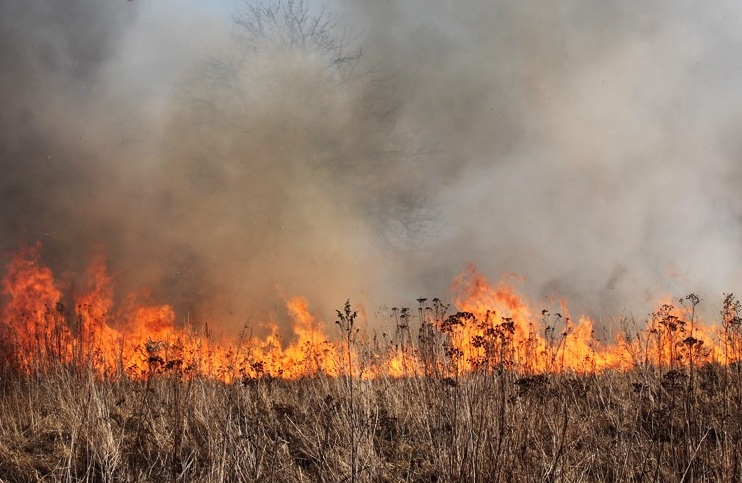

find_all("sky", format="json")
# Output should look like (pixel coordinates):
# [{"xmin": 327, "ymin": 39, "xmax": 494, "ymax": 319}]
[{"xmin": 1, "ymin": 0, "xmax": 742, "ymax": 332}]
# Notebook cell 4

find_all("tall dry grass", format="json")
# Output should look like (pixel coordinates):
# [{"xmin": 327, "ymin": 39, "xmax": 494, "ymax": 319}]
[{"xmin": 2, "ymin": 296, "xmax": 742, "ymax": 482}]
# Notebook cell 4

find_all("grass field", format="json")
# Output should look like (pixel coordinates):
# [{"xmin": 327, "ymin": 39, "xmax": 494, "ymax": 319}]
[
  {"xmin": 3, "ymin": 249, "xmax": 742, "ymax": 481},
  {"xmin": 2, "ymin": 359, "xmax": 742, "ymax": 482},
  {"xmin": 3, "ymin": 292, "xmax": 742, "ymax": 483}
]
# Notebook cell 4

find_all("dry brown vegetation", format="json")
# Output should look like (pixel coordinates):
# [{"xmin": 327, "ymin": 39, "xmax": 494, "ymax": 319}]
[{"xmin": 3, "ymin": 298, "xmax": 742, "ymax": 483}]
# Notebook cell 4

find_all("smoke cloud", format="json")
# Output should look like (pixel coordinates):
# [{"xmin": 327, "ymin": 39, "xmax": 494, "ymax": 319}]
[
  {"xmin": 336, "ymin": 0, "xmax": 742, "ymax": 320},
  {"xmin": 0, "ymin": 1, "xmax": 139, "ymax": 279},
  {"xmin": 2, "ymin": 0, "xmax": 742, "ymax": 331}
]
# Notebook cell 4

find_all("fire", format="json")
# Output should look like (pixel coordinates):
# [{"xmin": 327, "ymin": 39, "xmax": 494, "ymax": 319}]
[
  {"xmin": 0, "ymin": 244, "xmax": 70, "ymax": 373},
  {"xmin": 1, "ymin": 245, "xmax": 740, "ymax": 381},
  {"xmin": 446, "ymin": 267, "xmax": 728, "ymax": 374}
]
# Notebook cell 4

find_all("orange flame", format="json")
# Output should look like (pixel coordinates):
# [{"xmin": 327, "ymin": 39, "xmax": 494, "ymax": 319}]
[
  {"xmin": 1, "ymin": 244, "xmax": 70, "ymax": 372},
  {"xmin": 0, "ymin": 246, "xmax": 739, "ymax": 381}
]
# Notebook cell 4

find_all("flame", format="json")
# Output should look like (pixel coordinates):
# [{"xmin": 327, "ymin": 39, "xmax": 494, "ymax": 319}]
[
  {"xmin": 0, "ymin": 243, "xmax": 70, "ymax": 372},
  {"xmin": 0, "ymin": 246, "xmax": 739, "ymax": 381},
  {"xmin": 447, "ymin": 267, "xmax": 726, "ymax": 374},
  {"xmin": 447, "ymin": 266, "xmax": 598, "ymax": 374}
]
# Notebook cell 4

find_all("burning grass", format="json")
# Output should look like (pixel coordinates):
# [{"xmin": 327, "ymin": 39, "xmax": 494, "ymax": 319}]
[{"xmin": 3, "ymin": 245, "xmax": 742, "ymax": 481}]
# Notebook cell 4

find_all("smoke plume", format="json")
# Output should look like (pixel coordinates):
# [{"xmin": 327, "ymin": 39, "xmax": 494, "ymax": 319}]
[
  {"xmin": 2, "ymin": 0, "xmax": 742, "ymax": 331},
  {"xmin": 336, "ymin": 0, "xmax": 742, "ymax": 320}
]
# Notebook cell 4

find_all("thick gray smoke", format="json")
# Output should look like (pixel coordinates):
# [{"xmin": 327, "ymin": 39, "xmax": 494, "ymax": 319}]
[
  {"xmin": 0, "ymin": 1, "xmax": 230, "ymax": 317},
  {"xmin": 155, "ymin": 1, "xmax": 431, "ymax": 324},
  {"xmin": 0, "ymin": 1, "xmax": 139, "ymax": 280},
  {"xmin": 336, "ymin": 0, "xmax": 742, "ymax": 321},
  {"xmin": 0, "ymin": 0, "xmax": 425, "ymax": 329},
  {"xmin": 2, "ymin": 0, "xmax": 742, "ymax": 331}
]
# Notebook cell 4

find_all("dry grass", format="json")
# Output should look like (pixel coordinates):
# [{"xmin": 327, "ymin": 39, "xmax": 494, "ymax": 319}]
[
  {"xmin": 3, "ymin": 293, "xmax": 742, "ymax": 482},
  {"xmin": 1, "ymin": 361, "xmax": 742, "ymax": 482}
]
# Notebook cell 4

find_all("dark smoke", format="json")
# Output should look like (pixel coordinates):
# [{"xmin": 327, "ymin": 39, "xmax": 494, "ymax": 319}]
[
  {"xmin": 0, "ymin": 1, "xmax": 226, "ymax": 316},
  {"xmin": 0, "ymin": 1, "xmax": 138, "ymax": 274},
  {"xmin": 2, "ymin": 0, "xmax": 742, "ymax": 331}
]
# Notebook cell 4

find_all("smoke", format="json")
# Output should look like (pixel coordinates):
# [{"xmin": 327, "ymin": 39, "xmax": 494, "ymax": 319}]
[
  {"xmin": 2, "ymin": 0, "xmax": 742, "ymax": 331},
  {"xmin": 0, "ymin": 0, "xmax": 426, "ymax": 329},
  {"xmin": 0, "ymin": 1, "xmax": 228, "ymax": 315},
  {"xmin": 0, "ymin": 1, "xmax": 139, "ymax": 273},
  {"xmin": 335, "ymin": 0, "xmax": 742, "ymax": 320}
]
